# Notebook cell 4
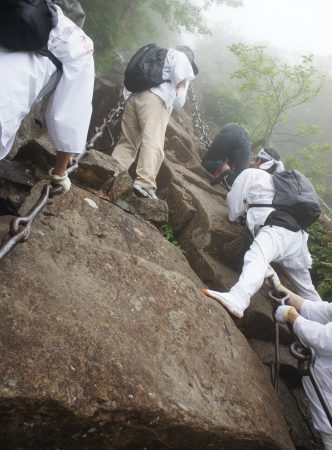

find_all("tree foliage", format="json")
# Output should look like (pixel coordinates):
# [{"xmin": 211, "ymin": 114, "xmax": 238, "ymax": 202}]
[
  {"xmin": 80, "ymin": 0, "xmax": 242, "ymax": 73},
  {"xmin": 229, "ymin": 43, "xmax": 325, "ymax": 144}
]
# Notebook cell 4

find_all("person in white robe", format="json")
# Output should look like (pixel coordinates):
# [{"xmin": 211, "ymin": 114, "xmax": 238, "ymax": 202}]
[
  {"xmin": 274, "ymin": 284, "xmax": 332, "ymax": 450},
  {"xmin": 201, "ymin": 147, "xmax": 321, "ymax": 318},
  {"xmin": 0, "ymin": 4, "xmax": 94, "ymax": 193}
]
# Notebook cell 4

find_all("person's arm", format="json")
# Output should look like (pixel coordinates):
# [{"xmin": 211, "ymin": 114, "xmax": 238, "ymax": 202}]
[
  {"xmin": 278, "ymin": 284, "xmax": 332, "ymax": 325},
  {"xmin": 293, "ymin": 317, "xmax": 332, "ymax": 354},
  {"xmin": 226, "ymin": 170, "xmax": 250, "ymax": 221}
]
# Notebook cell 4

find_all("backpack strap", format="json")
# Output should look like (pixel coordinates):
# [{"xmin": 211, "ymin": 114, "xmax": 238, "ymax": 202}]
[
  {"xmin": 248, "ymin": 203, "xmax": 273, "ymax": 208},
  {"xmin": 37, "ymin": 47, "xmax": 62, "ymax": 70}
]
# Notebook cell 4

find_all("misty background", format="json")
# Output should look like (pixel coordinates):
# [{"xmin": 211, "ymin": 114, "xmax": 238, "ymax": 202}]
[{"xmin": 80, "ymin": 0, "xmax": 332, "ymax": 205}]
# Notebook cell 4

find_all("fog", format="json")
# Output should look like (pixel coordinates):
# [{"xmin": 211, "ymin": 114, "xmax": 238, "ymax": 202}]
[{"xmin": 204, "ymin": 0, "xmax": 332, "ymax": 58}]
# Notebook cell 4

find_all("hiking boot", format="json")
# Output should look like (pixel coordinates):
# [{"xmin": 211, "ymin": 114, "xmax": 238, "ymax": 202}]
[
  {"xmin": 200, "ymin": 289, "xmax": 245, "ymax": 318},
  {"xmin": 133, "ymin": 182, "xmax": 158, "ymax": 199}
]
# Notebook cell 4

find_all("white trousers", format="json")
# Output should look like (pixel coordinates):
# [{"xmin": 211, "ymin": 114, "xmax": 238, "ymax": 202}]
[
  {"xmin": 321, "ymin": 432, "xmax": 332, "ymax": 450},
  {"xmin": 0, "ymin": 5, "xmax": 94, "ymax": 159},
  {"xmin": 230, "ymin": 225, "xmax": 321, "ymax": 309}
]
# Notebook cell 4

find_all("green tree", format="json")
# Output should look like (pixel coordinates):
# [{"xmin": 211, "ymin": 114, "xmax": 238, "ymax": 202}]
[
  {"xmin": 80, "ymin": 0, "xmax": 242, "ymax": 73},
  {"xmin": 229, "ymin": 43, "xmax": 325, "ymax": 144}
]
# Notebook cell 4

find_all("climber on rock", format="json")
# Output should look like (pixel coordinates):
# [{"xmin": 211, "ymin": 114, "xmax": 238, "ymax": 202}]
[
  {"xmin": 110, "ymin": 44, "xmax": 198, "ymax": 200},
  {"xmin": 202, "ymin": 123, "xmax": 251, "ymax": 178},
  {"xmin": 273, "ymin": 278, "xmax": 332, "ymax": 450},
  {"xmin": 201, "ymin": 147, "xmax": 322, "ymax": 318},
  {"xmin": 0, "ymin": 1, "xmax": 95, "ymax": 194}
]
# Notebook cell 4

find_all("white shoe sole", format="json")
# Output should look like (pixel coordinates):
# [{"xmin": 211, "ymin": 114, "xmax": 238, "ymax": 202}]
[{"xmin": 200, "ymin": 289, "xmax": 244, "ymax": 318}]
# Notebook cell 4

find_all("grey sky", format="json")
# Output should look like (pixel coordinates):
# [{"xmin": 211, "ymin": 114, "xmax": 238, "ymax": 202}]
[{"xmin": 204, "ymin": 0, "xmax": 332, "ymax": 57}]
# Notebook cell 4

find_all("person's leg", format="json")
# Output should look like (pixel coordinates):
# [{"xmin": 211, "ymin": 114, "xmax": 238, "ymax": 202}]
[
  {"xmin": 282, "ymin": 267, "xmax": 322, "ymax": 302},
  {"xmin": 45, "ymin": 7, "xmax": 94, "ymax": 155},
  {"xmin": 321, "ymin": 432, "xmax": 332, "ymax": 450},
  {"xmin": 0, "ymin": 49, "xmax": 55, "ymax": 160},
  {"xmin": 134, "ymin": 91, "xmax": 169, "ymax": 190},
  {"xmin": 230, "ymin": 143, "xmax": 251, "ymax": 177},
  {"xmin": 281, "ymin": 231, "xmax": 322, "ymax": 302},
  {"xmin": 111, "ymin": 95, "xmax": 141, "ymax": 171},
  {"xmin": 228, "ymin": 227, "xmax": 284, "ymax": 308},
  {"xmin": 202, "ymin": 132, "xmax": 229, "ymax": 172}
]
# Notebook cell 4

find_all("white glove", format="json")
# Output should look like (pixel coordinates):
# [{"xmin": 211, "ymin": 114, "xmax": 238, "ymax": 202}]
[
  {"xmin": 49, "ymin": 168, "xmax": 71, "ymax": 194},
  {"xmin": 275, "ymin": 305, "xmax": 296, "ymax": 323}
]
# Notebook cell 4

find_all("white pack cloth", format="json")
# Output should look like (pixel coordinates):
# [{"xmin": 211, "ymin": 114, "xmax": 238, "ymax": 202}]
[
  {"xmin": 0, "ymin": 5, "xmax": 94, "ymax": 159},
  {"xmin": 123, "ymin": 48, "xmax": 195, "ymax": 115},
  {"xmin": 294, "ymin": 300, "xmax": 332, "ymax": 434}
]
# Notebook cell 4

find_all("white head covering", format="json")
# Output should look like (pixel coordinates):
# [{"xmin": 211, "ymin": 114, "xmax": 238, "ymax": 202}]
[{"xmin": 257, "ymin": 148, "xmax": 284, "ymax": 173}]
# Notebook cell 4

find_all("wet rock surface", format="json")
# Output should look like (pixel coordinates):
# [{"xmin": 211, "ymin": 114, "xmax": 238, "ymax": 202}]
[{"xmin": 0, "ymin": 79, "xmax": 322, "ymax": 449}]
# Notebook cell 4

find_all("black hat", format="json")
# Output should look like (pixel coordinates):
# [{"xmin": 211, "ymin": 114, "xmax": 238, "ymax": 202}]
[{"xmin": 177, "ymin": 45, "xmax": 199, "ymax": 75}]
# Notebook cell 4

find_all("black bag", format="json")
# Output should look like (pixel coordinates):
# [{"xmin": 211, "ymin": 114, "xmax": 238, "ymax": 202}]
[
  {"xmin": 250, "ymin": 170, "xmax": 321, "ymax": 229},
  {"xmin": 0, "ymin": 0, "xmax": 57, "ymax": 52},
  {"xmin": 124, "ymin": 43, "xmax": 170, "ymax": 93}
]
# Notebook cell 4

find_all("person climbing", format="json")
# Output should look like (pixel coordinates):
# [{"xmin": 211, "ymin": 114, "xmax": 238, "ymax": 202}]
[
  {"xmin": 110, "ymin": 44, "xmax": 198, "ymax": 200},
  {"xmin": 202, "ymin": 124, "xmax": 251, "ymax": 178},
  {"xmin": 201, "ymin": 147, "xmax": 322, "ymax": 318},
  {"xmin": 273, "ymin": 278, "xmax": 332, "ymax": 450},
  {"xmin": 0, "ymin": 0, "xmax": 95, "ymax": 194}
]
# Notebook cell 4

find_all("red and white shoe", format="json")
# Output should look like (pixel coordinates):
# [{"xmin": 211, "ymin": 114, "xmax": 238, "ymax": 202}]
[{"xmin": 200, "ymin": 289, "xmax": 245, "ymax": 318}]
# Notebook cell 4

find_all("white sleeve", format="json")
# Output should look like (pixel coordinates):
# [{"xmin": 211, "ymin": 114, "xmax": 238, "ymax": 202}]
[
  {"xmin": 226, "ymin": 170, "xmax": 251, "ymax": 221},
  {"xmin": 169, "ymin": 51, "xmax": 195, "ymax": 86},
  {"xmin": 294, "ymin": 316, "xmax": 332, "ymax": 355},
  {"xmin": 300, "ymin": 300, "xmax": 332, "ymax": 325}
]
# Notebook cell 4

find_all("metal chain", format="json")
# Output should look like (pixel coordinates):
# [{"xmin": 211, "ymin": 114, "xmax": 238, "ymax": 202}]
[
  {"xmin": 0, "ymin": 157, "xmax": 80, "ymax": 262},
  {"xmin": 0, "ymin": 92, "xmax": 125, "ymax": 263},
  {"xmin": 188, "ymin": 85, "xmax": 212, "ymax": 149},
  {"xmin": 87, "ymin": 92, "xmax": 124, "ymax": 150}
]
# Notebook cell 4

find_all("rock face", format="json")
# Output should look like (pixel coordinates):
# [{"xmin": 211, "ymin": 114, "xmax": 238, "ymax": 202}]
[
  {"xmin": 0, "ymin": 78, "xmax": 321, "ymax": 449},
  {"xmin": 0, "ymin": 188, "xmax": 293, "ymax": 450}
]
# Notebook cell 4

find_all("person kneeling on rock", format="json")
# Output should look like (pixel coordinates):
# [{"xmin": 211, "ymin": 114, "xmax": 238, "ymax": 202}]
[
  {"xmin": 200, "ymin": 147, "xmax": 321, "ymax": 318},
  {"xmin": 272, "ymin": 279, "xmax": 332, "ymax": 450}
]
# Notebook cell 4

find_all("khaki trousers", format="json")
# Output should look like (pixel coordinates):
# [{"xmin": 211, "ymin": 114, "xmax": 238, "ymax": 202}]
[{"xmin": 112, "ymin": 91, "xmax": 169, "ymax": 189}]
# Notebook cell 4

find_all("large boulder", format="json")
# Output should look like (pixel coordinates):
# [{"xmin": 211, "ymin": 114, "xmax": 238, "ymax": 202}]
[{"xmin": 0, "ymin": 187, "xmax": 293, "ymax": 450}]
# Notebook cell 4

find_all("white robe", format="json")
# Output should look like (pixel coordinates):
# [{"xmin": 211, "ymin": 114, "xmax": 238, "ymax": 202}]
[
  {"xmin": 0, "ymin": 5, "xmax": 94, "ymax": 159},
  {"xmin": 226, "ymin": 168, "xmax": 321, "ymax": 306},
  {"xmin": 294, "ymin": 300, "xmax": 332, "ymax": 435}
]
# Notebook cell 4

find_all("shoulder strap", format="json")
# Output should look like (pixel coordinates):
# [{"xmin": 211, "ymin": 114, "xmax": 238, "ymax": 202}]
[
  {"xmin": 37, "ymin": 48, "xmax": 62, "ymax": 70},
  {"xmin": 248, "ymin": 203, "xmax": 273, "ymax": 208}
]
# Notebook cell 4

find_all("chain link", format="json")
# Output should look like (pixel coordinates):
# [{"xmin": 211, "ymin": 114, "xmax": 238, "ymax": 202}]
[
  {"xmin": 87, "ymin": 92, "xmax": 124, "ymax": 150},
  {"xmin": 188, "ymin": 85, "xmax": 212, "ymax": 149}
]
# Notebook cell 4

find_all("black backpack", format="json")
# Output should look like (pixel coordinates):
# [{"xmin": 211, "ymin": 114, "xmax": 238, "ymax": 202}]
[
  {"xmin": 124, "ymin": 43, "xmax": 170, "ymax": 93},
  {"xmin": 250, "ymin": 169, "xmax": 321, "ymax": 229},
  {"xmin": 0, "ymin": 0, "xmax": 57, "ymax": 52}
]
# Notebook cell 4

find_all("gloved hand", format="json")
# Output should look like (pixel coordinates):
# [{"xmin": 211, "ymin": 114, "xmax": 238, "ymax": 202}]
[
  {"xmin": 49, "ymin": 168, "xmax": 71, "ymax": 194},
  {"xmin": 275, "ymin": 305, "xmax": 297, "ymax": 323}
]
